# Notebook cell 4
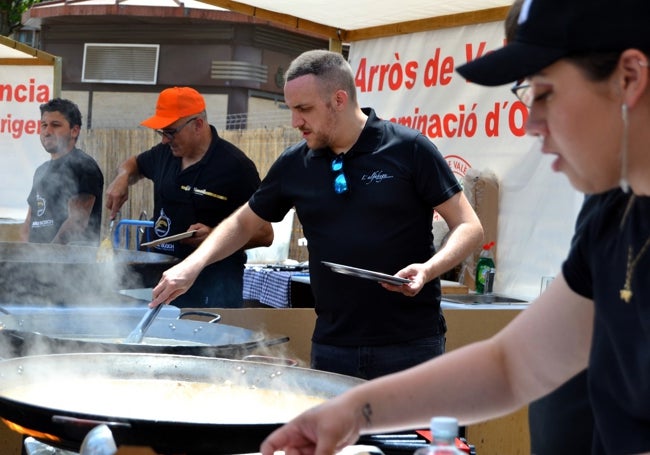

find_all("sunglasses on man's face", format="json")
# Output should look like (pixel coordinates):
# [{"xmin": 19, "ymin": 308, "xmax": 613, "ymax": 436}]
[
  {"xmin": 331, "ymin": 155, "xmax": 349, "ymax": 195},
  {"xmin": 155, "ymin": 117, "xmax": 199, "ymax": 140}
]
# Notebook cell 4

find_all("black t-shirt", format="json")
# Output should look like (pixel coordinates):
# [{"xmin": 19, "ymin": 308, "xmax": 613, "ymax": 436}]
[
  {"xmin": 562, "ymin": 190, "xmax": 650, "ymax": 454},
  {"xmin": 528, "ymin": 194, "xmax": 599, "ymax": 455},
  {"xmin": 136, "ymin": 126, "xmax": 261, "ymax": 260},
  {"xmin": 249, "ymin": 108, "xmax": 461, "ymax": 346},
  {"xmin": 136, "ymin": 126, "xmax": 261, "ymax": 307},
  {"xmin": 27, "ymin": 148, "xmax": 104, "ymax": 244}
]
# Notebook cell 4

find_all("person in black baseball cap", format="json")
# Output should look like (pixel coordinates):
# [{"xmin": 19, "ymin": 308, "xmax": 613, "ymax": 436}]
[{"xmin": 259, "ymin": 2, "xmax": 650, "ymax": 454}]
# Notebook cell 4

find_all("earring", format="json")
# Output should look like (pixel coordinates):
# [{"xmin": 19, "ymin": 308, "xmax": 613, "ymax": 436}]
[{"xmin": 619, "ymin": 104, "xmax": 630, "ymax": 193}]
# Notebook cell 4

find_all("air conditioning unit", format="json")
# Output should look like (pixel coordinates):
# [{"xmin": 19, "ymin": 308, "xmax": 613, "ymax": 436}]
[{"xmin": 82, "ymin": 43, "xmax": 159, "ymax": 85}]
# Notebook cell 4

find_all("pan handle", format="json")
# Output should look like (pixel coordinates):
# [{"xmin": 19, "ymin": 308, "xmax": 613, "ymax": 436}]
[
  {"xmin": 242, "ymin": 354, "xmax": 298, "ymax": 366},
  {"xmin": 0, "ymin": 330, "xmax": 26, "ymax": 342},
  {"xmin": 179, "ymin": 310, "xmax": 221, "ymax": 324},
  {"xmin": 52, "ymin": 415, "xmax": 132, "ymax": 430},
  {"xmin": 260, "ymin": 335, "xmax": 290, "ymax": 347}
]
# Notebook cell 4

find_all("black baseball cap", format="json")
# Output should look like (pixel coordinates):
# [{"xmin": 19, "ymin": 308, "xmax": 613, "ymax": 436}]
[{"xmin": 456, "ymin": 0, "xmax": 650, "ymax": 86}]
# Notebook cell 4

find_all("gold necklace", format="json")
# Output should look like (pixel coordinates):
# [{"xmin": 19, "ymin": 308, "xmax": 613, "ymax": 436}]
[
  {"xmin": 619, "ymin": 238, "xmax": 650, "ymax": 303},
  {"xmin": 618, "ymin": 195, "xmax": 650, "ymax": 303}
]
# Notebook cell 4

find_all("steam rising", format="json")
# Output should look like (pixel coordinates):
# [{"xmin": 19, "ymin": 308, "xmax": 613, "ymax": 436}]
[
  {"xmin": 0, "ymin": 241, "xmax": 179, "ymax": 359},
  {"xmin": 0, "ymin": 242, "xmax": 358, "ymax": 444},
  {"xmin": 0, "ymin": 242, "xmax": 175, "ymax": 305},
  {"xmin": 0, "ymin": 272, "xmax": 361, "ymax": 450},
  {"xmin": 0, "ymin": 238, "xmax": 296, "ymax": 363},
  {"xmin": 0, "ymin": 305, "xmax": 289, "ymax": 361}
]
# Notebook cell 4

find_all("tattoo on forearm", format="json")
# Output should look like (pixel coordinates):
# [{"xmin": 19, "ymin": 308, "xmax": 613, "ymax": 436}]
[{"xmin": 362, "ymin": 403, "xmax": 373, "ymax": 426}]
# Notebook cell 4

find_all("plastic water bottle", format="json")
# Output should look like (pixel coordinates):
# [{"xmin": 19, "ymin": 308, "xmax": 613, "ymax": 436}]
[
  {"xmin": 413, "ymin": 416, "xmax": 465, "ymax": 455},
  {"xmin": 475, "ymin": 241, "xmax": 496, "ymax": 294}
]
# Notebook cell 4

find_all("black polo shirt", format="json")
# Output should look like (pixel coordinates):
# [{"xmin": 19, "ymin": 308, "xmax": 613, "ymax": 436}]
[
  {"xmin": 137, "ymin": 126, "xmax": 261, "ymax": 307},
  {"xmin": 249, "ymin": 108, "xmax": 461, "ymax": 346}
]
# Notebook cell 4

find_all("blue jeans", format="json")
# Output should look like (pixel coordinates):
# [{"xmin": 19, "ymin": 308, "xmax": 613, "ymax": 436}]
[{"xmin": 311, "ymin": 334, "xmax": 446, "ymax": 380}]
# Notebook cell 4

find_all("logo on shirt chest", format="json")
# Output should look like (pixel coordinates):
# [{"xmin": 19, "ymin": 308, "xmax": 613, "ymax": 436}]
[
  {"xmin": 361, "ymin": 170, "xmax": 394, "ymax": 184},
  {"xmin": 154, "ymin": 209, "xmax": 171, "ymax": 238},
  {"xmin": 36, "ymin": 193, "xmax": 46, "ymax": 217}
]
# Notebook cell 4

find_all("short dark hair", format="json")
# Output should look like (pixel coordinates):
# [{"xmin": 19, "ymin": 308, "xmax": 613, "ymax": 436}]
[
  {"xmin": 40, "ymin": 98, "xmax": 83, "ymax": 129},
  {"xmin": 566, "ymin": 49, "xmax": 650, "ymax": 82},
  {"xmin": 284, "ymin": 50, "xmax": 357, "ymax": 103},
  {"xmin": 505, "ymin": 0, "xmax": 524, "ymax": 44}
]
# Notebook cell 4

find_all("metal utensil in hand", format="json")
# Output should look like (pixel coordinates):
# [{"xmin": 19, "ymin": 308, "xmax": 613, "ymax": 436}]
[
  {"xmin": 124, "ymin": 305, "xmax": 163, "ymax": 344},
  {"xmin": 96, "ymin": 219, "xmax": 115, "ymax": 263}
]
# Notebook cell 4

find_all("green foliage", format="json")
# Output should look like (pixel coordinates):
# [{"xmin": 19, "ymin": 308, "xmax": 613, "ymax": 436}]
[{"xmin": 0, "ymin": 0, "xmax": 41, "ymax": 36}]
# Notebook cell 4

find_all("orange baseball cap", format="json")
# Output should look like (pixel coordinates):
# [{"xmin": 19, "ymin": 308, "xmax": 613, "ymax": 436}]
[{"xmin": 140, "ymin": 86, "xmax": 206, "ymax": 129}]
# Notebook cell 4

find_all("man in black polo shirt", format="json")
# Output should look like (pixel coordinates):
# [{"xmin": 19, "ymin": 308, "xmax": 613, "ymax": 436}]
[
  {"xmin": 151, "ymin": 53, "xmax": 483, "ymax": 379},
  {"xmin": 106, "ymin": 86, "xmax": 273, "ymax": 308}
]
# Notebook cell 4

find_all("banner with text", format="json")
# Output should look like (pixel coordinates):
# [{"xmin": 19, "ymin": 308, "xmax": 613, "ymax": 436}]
[{"xmin": 0, "ymin": 66, "xmax": 53, "ymax": 220}]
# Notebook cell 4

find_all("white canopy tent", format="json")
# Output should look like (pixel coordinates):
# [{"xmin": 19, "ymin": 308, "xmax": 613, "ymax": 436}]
[
  {"xmin": 198, "ymin": 0, "xmax": 513, "ymax": 44},
  {"xmin": 24, "ymin": 0, "xmax": 513, "ymax": 43}
]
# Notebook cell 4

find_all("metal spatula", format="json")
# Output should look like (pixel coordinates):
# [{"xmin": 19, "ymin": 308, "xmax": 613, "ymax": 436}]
[
  {"xmin": 96, "ymin": 219, "xmax": 115, "ymax": 262},
  {"xmin": 124, "ymin": 304, "xmax": 163, "ymax": 344}
]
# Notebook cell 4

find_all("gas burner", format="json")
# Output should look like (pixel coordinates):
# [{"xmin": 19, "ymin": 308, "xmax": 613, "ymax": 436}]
[
  {"xmin": 25, "ymin": 429, "xmax": 476, "ymax": 455},
  {"xmin": 24, "ymin": 437, "xmax": 78, "ymax": 455}
]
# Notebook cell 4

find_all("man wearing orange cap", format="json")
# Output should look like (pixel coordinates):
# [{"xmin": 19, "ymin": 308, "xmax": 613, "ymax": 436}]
[{"xmin": 106, "ymin": 86, "xmax": 273, "ymax": 307}]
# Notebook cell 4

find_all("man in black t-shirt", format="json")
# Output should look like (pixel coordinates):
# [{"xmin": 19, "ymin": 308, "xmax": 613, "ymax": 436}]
[{"xmin": 20, "ymin": 98, "xmax": 104, "ymax": 245}]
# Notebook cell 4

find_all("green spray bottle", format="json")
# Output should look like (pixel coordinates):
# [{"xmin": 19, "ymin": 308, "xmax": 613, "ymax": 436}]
[{"xmin": 475, "ymin": 241, "xmax": 496, "ymax": 294}]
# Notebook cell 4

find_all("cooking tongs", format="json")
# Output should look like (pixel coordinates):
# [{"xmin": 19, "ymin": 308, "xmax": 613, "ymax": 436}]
[
  {"xmin": 124, "ymin": 305, "xmax": 163, "ymax": 344},
  {"xmin": 96, "ymin": 219, "xmax": 115, "ymax": 262}
]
